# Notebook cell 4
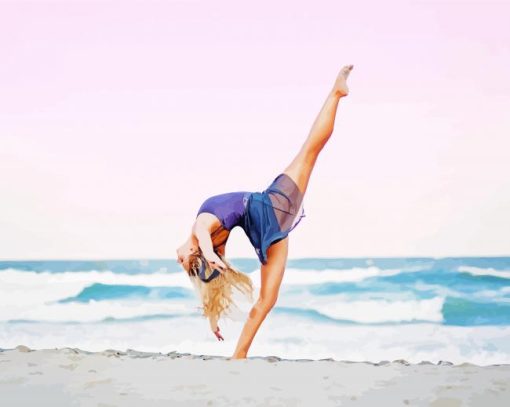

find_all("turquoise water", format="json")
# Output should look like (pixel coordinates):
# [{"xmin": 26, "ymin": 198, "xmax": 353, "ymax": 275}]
[
  {"xmin": 1, "ymin": 257, "xmax": 509, "ymax": 326},
  {"xmin": 1, "ymin": 257, "xmax": 509, "ymax": 363}
]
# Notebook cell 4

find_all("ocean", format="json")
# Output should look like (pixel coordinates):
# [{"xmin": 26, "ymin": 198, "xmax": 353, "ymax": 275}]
[{"xmin": 1, "ymin": 257, "xmax": 509, "ymax": 365}]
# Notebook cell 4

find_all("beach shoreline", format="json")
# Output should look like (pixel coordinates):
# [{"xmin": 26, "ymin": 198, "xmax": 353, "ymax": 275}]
[
  {"xmin": 3, "ymin": 344, "xmax": 510, "ymax": 367},
  {"xmin": 2, "ymin": 345, "xmax": 509, "ymax": 406}
]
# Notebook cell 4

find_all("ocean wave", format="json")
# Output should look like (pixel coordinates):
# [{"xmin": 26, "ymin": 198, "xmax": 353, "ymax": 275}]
[
  {"xmin": 58, "ymin": 283, "xmax": 194, "ymax": 303},
  {"xmin": 265, "ymin": 265, "xmax": 424, "ymax": 285},
  {"xmin": 1, "ymin": 293, "xmax": 444, "ymax": 325},
  {"xmin": 0, "ymin": 269, "xmax": 194, "ymax": 307},
  {"xmin": 442, "ymin": 297, "xmax": 510, "ymax": 326},
  {"xmin": 412, "ymin": 282, "xmax": 510, "ymax": 305},
  {"xmin": 284, "ymin": 295, "xmax": 510, "ymax": 326},
  {"xmin": 1, "ymin": 299, "xmax": 198, "ymax": 323},
  {"xmin": 0, "ymin": 266, "xmax": 424, "ymax": 306},
  {"xmin": 2, "ymin": 265, "xmax": 509, "ymax": 326},
  {"xmin": 2, "ymin": 287, "xmax": 508, "ymax": 326},
  {"xmin": 277, "ymin": 296, "xmax": 445, "ymax": 324},
  {"xmin": 2, "ymin": 318, "xmax": 510, "ymax": 365},
  {"xmin": 458, "ymin": 266, "xmax": 510, "ymax": 280},
  {"xmin": 0, "ymin": 260, "xmax": 178, "ymax": 274}
]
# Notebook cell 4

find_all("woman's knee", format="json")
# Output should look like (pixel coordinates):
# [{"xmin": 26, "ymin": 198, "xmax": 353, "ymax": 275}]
[{"xmin": 256, "ymin": 295, "xmax": 278, "ymax": 313}]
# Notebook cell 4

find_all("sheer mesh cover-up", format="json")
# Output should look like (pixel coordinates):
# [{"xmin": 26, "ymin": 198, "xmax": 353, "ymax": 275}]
[
  {"xmin": 243, "ymin": 173, "xmax": 305, "ymax": 264},
  {"xmin": 196, "ymin": 173, "xmax": 306, "ymax": 265}
]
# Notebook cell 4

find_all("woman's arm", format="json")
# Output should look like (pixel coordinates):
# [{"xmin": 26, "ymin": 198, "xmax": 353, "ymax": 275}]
[
  {"xmin": 193, "ymin": 219, "xmax": 215, "ymax": 256},
  {"xmin": 193, "ymin": 215, "xmax": 227, "ymax": 270}
]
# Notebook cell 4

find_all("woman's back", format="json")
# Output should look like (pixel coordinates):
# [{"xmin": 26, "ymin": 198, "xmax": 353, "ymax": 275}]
[{"xmin": 196, "ymin": 191, "xmax": 251, "ymax": 231}]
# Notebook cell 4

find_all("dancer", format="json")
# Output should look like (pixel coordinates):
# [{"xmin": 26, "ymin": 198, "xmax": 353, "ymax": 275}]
[{"xmin": 176, "ymin": 64, "xmax": 354, "ymax": 359}]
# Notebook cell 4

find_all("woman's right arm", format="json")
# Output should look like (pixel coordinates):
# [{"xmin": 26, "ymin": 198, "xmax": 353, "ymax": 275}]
[
  {"xmin": 193, "ymin": 218, "xmax": 215, "ymax": 256},
  {"xmin": 192, "ymin": 216, "xmax": 227, "ymax": 271}
]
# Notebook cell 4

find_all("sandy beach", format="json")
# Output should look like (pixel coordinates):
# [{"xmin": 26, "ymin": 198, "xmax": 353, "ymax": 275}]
[{"xmin": 1, "ymin": 345, "xmax": 509, "ymax": 406}]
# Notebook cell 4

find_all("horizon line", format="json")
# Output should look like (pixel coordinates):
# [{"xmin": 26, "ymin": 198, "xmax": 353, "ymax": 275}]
[{"xmin": 1, "ymin": 254, "xmax": 510, "ymax": 262}]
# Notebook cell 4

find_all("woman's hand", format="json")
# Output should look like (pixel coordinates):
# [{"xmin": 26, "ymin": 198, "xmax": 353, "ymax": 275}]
[
  {"xmin": 203, "ymin": 250, "xmax": 227, "ymax": 274},
  {"xmin": 212, "ymin": 325, "xmax": 224, "ymax": 341},
  {"xmin": 209, "ymin": 317, "xmax": 224, "ymax": 341}
]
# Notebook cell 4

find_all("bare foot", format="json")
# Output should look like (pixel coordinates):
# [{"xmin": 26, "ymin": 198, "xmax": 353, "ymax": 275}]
[
  {"xmin": 332, "ymin": 64, "xmax": 354, "ymax": 97},
  {"xmin": 229, "ymin": 353, "xmax": 247, "ymax": 360}
]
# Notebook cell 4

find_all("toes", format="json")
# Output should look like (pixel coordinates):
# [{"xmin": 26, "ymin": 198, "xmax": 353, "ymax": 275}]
[{"xmin": 341, "ymin": 64, "xmax": 354, "ymax": 78}]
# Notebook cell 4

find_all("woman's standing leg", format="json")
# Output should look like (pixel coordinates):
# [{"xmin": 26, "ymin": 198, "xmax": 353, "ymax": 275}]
[
  {"xmin": 230, "ymin": 65, "xmax": 353, "ymax": 359},
  {"xmin": 231, "ymin": 236, "xmax": 289, "ymax": 359},
  {"xmin": 284, "ymin": 65, "xmax": 353, "ymax": 196}
]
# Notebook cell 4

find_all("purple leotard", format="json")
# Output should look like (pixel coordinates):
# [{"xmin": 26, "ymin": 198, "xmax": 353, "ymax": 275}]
[
  {"xmin": 196, "ymin": 191, "xmax": 251, "ymax": 251},
  {"xmin": 195, "ymin": 174, "xmax": 305, "ymax": 264},
  {"xmin": 196, "ymin": 191, "xmax": 251, "ymax": 230}
]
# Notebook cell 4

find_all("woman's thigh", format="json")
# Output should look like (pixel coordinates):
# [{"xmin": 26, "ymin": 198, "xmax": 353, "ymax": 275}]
[
  {"xmin": 282, "ymin": 149, "xmax": 318, "ymax": 197},
  {"xmin": 259, "ymin": 236, "xmax": 289, "ymax": 306}
]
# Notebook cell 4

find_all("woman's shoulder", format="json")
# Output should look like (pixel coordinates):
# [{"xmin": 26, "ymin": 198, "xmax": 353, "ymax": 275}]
[{"xmin": 195, "ymin": 212, "xmax": 224, "ymax": 233}]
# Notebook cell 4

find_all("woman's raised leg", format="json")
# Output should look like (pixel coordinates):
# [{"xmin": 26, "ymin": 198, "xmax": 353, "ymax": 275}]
[
  {"xmin": 230, "ymin": 236, "xmax": 289, "ymax": 359},
  {"xmin": 230, "ymin": 66, "xmax": 353, "ymax": 359},
  {"xmin": 283, "ymin": 64, "xmax": 353, "ymax": 196}
]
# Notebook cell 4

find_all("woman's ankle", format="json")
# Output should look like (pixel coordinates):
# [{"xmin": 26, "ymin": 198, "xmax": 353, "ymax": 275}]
[{"xmin": 230, "ymin": 351, "xmax": 247, "ymax": 359}]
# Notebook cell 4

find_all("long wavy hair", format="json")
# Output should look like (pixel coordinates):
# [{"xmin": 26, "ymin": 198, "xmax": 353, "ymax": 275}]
[{"xmin": 185, "ymin": 250, "xmax": 254, "ymax": 325}]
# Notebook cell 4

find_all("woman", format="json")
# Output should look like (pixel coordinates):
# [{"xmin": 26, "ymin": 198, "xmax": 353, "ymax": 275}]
[{"xmin": 176, "ymin": 64, "xmax": 354, "ymax": 359}]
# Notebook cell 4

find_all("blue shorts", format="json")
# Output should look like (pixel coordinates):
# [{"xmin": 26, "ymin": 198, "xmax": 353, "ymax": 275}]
[{"xmin": 242, "ymin": 173, "xmax": 305, "ymax": 265}]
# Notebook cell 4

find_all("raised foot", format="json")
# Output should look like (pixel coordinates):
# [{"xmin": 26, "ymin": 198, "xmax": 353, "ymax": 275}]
[{"xmin": 332, "ymin": 64, "xmax": 354, "ymax": 97}]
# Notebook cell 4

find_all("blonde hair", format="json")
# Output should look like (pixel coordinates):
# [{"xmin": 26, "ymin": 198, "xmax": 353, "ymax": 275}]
[{"xmin": 186, "ymin": 251, "xmax": 254, "ymax": 324}]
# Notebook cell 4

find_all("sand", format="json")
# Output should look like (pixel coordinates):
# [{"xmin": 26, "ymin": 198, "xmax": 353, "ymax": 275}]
[{"xmin": 1, "ymin": 345, "xmax": 509, "ymax": 406}]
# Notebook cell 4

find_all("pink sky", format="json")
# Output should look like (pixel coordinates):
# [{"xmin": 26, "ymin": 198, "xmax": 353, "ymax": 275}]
[{"xmin": 1, "ymin": 0, "xmax": 509, "ymax": 259}]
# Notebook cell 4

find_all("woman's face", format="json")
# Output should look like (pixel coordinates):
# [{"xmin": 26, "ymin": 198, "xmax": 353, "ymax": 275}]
[{"xmin": 176, "ymin": 252, "xmax": 189, "ymax": 270}]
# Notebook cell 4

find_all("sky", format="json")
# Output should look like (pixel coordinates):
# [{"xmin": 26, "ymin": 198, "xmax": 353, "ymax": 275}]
[{"xmin": 1, "ymin": 0, "xmax": 509, "ymax": 260}]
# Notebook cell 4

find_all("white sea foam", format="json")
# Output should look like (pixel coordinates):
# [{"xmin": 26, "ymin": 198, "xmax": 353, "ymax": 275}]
[
  {"xmin": 0, "ymin": 299, "xmax": 197, "ymax": 323},
  {"xmin": 0, "ymin": 289, "xmax": 444, "ymax": 325},
  {"xmin": 458, "ymin": 266, "xmax": 510, "ymax": 279},
  {"xmin": 0, "ymin": 269, "xmax": 203, "ymax": 322},
  {"xmin": 0, "ymin": 269, "xmax": 194, "ymax": 306},
  {"xmin": 253, "ymin": 265, "xmax": 424, "ymax": 286},
  {"xmin": 412, "ymin": 281, "xmax": 462, "ymax": 298},
  {"xmin": 279, "ymin": 295, "xmax": 445, "ymax": 323},
  {"xmin": 0, "ymin": 265, "xmax": 423, "ymax": 307},
  {"xmin": 2, "ymin": 318, "xmax": 510, "ymax": 365},
  {"xmin": 0, "ymin": 267, "xmax": 440, "ymax": 323}
]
